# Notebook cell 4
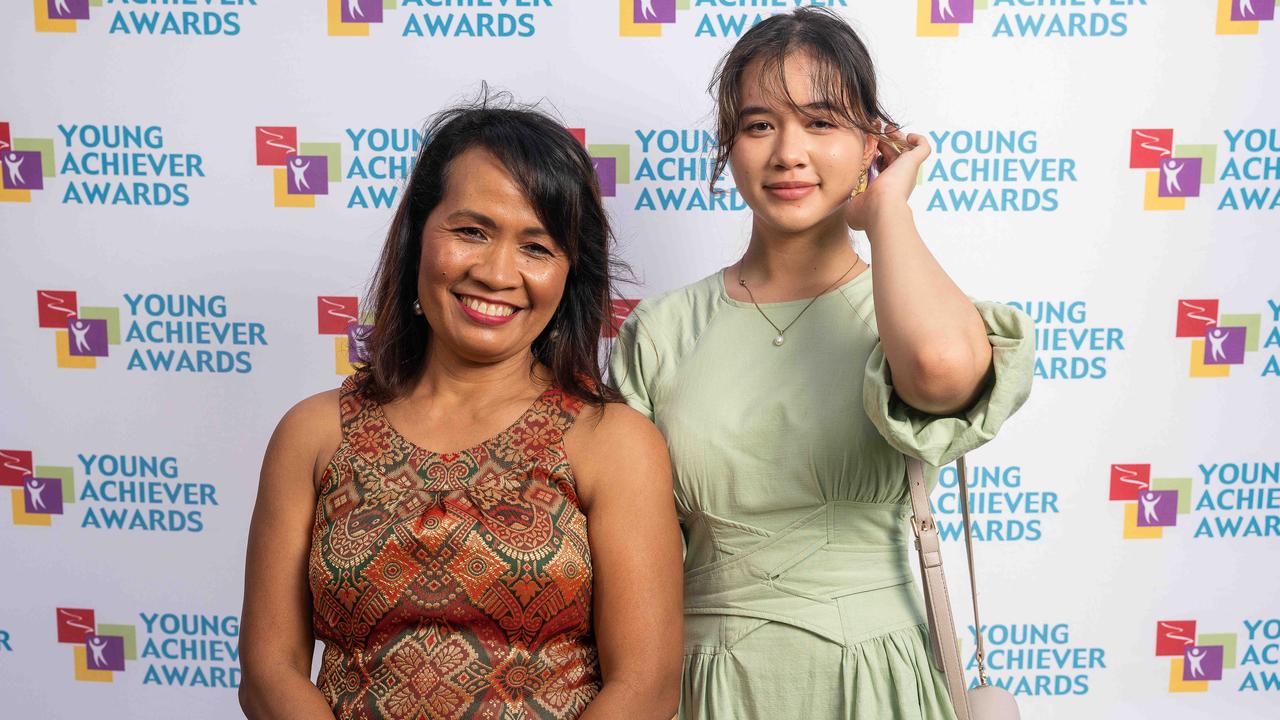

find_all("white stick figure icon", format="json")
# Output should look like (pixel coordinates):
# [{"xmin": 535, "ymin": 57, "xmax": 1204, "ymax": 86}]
[
  {"xmin": 1208, "ymin": 328, "xmax": 1229, "ymax": 362},
  {"xmin": 1164, "ymin": 160, "xmax": 1184, "ymax": 194},
  {"xmin": 1240, "ymin": 0, "xmax": 1255, "ymax": 19},
  {"xmin": 88, "ymin": 637, "xmax": 109, "ymax": 666},
  {"xmin": 27, "ymin": 478, "xmax": 46, "ymax": 511},
  {"xmin": 639, "ymin": 0, "xmax": 657, "ymax": 20},
  {"xmin": 939, "ymin": 0, "xmax": 955, "ymax": 20},
  {"xmin": 289, "ymin": 157, "xmax": 310, "ymax": 192},
  {"xmin": 4, "ymin": 153, "xmax": 25, "ymax": 185},
  {"xmin": 348, "ymin": 0, "xmax": 363, "ymax": 19},
  {"xmin": 1140, "ymin": 492, "xmax": 1162, "ymax": 524},
  {"xmin": 1187, "ymin": 647, "xmax": 1206, "ymax": 678},
  {"xmin": 70, "ymin": 319, "xmax": 92, "ymax": 353},
  {"xmin": 54, "ymin": 0, "xmax": 71, "ymax": 17}
]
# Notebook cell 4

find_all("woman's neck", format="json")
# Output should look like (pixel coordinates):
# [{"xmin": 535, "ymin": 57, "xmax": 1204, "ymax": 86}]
[
  {"xmin": 732, "ymin": 214, "xmax": 864, "ymax": 302},
  {"xmin": 406, "ymin": 344, "xmax": 545, "ymax": 410}
]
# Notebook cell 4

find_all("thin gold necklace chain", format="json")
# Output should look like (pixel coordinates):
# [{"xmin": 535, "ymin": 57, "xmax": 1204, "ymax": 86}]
[{"xmin": 737, "ymin": 257, "xmax": 861, "ymax": 346}]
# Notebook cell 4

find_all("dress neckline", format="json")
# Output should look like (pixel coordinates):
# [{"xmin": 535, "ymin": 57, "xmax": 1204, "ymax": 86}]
[
  {"xmin": 370, "ymin": 385, "xmax": 558, "ymax": 458},
  {"xmin": 716, "ymin": 263, "xmax": 871, "ymax": 310}
]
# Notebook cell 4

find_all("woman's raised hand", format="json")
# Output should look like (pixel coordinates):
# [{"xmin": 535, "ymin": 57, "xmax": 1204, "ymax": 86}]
[{"xmin": 845, "ymin": 126, "xmax": 931, "ymax": 232}]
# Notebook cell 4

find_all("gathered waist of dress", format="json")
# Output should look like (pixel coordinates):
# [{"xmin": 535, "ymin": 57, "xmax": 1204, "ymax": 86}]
[{"xmin": 681, "ymin": 501, "xmax": 925, "ymax": 649}]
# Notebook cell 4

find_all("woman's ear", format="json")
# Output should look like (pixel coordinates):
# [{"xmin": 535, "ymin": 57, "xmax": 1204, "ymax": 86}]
[{"xmin": 861, "ymin": 128, "xmax": 878, "ymax": 170}]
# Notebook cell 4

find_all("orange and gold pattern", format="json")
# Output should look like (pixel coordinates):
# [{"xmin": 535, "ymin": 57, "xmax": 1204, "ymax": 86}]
[{"xmin": 310, "ymin": 376, "xmax": 600, "ymax": 719}]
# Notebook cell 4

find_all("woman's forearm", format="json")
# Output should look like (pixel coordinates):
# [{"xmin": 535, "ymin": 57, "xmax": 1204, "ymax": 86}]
[
  {"xmin": 866, "ymin": 202, "xmax": 993, "ymax": 414},
  {"xmin": 579, "ymin": 677, "xmax": 681, "ymax": 720},
  {"xmin": 238, "ymin": 667, "xmax": 338, "ymax": 720}
]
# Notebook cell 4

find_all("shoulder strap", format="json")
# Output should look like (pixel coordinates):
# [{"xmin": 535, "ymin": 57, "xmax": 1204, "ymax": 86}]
[
  {"xmin": 337, "ymin": 374, "xmax": 369, "ymax": 439},
  {"xmin": 906, "ymin": 456, "xmax": 983, "ymax": 720}
]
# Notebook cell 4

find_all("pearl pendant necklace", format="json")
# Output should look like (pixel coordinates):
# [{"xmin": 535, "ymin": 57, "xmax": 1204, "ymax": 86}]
[{"xmin": 737, "ymin": 258, "xmax": 860, "ymax": 348}]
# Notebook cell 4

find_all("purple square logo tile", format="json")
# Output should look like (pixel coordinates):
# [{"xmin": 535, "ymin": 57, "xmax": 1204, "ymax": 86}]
[
  {"xmin": 341, "ymin": 0, "xmax": 384, "ymax": 24},
  {"xmin": 932, "ymin": 0, "xmax": 974, "ymax": 23},
  {"xmin": 286, "ymin": 155, "xmax": 328, "ymax": 196},
  {"xmin": 2, "ymin": 151, "xmax": 44, "ymax": 191},
  {"xmin": 24, "ymin": 476, "xmax": 64, "ymax": 515},
  {"xmin": 634, "ymin": 0, "xmax": 676, "ymax": 24},
  {"xmin": 1158, "ymin": 157, "xmax": 1202, "ymax": 198},
  {"xmin": 1135, "ymin": 490, "xmax": 1178, "ymax": 527},
  {"xmin": 1203, "ymin": 326, "xmax": 1247, "ymax": 365},
  {"xmin": 66, "ymin": 317, "xmax": 109, "ymax": 357},
  {"xmin": 592, "ymin": 157, "xmax": 617, "ymax": 198},
  {"xmin": 47, "ymin": 0, "xmax": 90, "ymax": 21},
  {"xmin": 1183, "ymin": 645, "xmax": 1224, "ymax": 681},
  {"xmin": 347, "ymin": 324, "xmax": 373, "ymax": 364},
  {"xmin": 85, "ymin": 634, "xmax": 126, "ymax": 672},
  {"xmin": 1232, "ymin": 0, "xmax": 1276, "ymax": 21}
]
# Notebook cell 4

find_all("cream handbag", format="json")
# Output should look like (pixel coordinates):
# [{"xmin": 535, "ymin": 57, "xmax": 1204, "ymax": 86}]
[{"xmin": 905, "ymin": 455, "xmax": 1021, "ymax": 720}]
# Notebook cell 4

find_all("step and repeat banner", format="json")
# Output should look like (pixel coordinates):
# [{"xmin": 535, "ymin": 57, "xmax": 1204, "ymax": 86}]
[{"xmin": 1, "ymin": 1, "xmax": 1277, "ymax": 718}]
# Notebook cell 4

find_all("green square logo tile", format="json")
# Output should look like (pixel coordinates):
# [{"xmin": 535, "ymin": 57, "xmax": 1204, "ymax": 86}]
[
  {"xmin": 1150, "ymin": 477, "xmax": 1192, "ymax": 514},
  {"xmin": 78, "ymin": 306, "xmax": 121, "ymax": 345},
  {"xmin": 1174, "ymin": 144, "xmax": 1217, "ymax": 185},
  {"xmin": 12, "ymin": 138, "xmax": 57, "ymax": 177},
  {"xmin": 677, "ymin": 0, "xmax": 691, "ymax": 9},
  {"xmin": 1197, "ymin": 633, "xmax": 1237, "ymax": 668},
  {"xmin": 587, "ymin": 144, "xmax": 630, "ymax": 185},
  {"xmin": 976, "ymin": 0, "xmax": 989, "ymax": 8},
  {"xmin": 1219, "ymin": 314, "xmax": 1261, "ymax": 352},
  {"xmin": 35, "ymin": 465, "xmax": 75, "ymax": 506},
  {"xmin": 299, "ymin": 142, "xmax": 342, "ymax": 183},
  {"xmin": 96, "ymin": 624, "xmax": 138, "ymax": 661},
  {"xmin": 383, "ymin": 0, "xmax": 396, "ymax": 8}
]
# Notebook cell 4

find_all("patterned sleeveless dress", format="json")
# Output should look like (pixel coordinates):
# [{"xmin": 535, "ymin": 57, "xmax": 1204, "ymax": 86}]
[{"xmin": 309, "ymin": 376, "xmax": 601, "ymax": 720}]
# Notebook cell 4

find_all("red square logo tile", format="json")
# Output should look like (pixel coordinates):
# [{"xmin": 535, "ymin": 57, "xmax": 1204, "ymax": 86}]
[
  {"xmin": 1130, "ymin": 129, "xmax": 1173, "ymax": 169},
  {"xmin": 36, "ymin": 290, "xmax": 77, "ymax": 329},
  {"xmin": 0, "ymin": 122, "xmax": 11, "ymax": 152},
  {"xmin": 56, "ymin": 608, "xmax": 96, "ymax": 644},
  {"xmin": 567, "ymin": 128, "xmax": 586, "ymax": 147},
  {"xmin": 1156, "ymin": 620, "xmax": 1197, "ymax": 657},
  {"xmin": 604, "ymin": 299, "xmax": 641, "ymax": 339},
  {"xmin": 1176, "ymin": 299, "xmax": 1219, "ymax": 338},
  {"xmin": 255, "ymin": 126, "xmax": 298, "ymax": 167},
  {"xmin": 1109, "ymin": 464, "xmax": 1151, "ymax": 501},
  {"xmin": 318, "ymin": 296, "xmax": 359, "ymax": 335},
  {"xmin": 0, "ymin": 449, "xmax": 33, "ymax": 487}
]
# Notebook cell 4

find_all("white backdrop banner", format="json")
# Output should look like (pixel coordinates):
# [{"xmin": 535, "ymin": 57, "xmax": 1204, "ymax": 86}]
[{"xmin": 1, "ymin": 1, "xmax": 1278, "ymax": 718}]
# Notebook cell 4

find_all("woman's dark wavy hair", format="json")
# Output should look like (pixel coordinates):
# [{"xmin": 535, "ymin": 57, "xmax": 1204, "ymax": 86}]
[
  {"xmin": 708, "ymin": 7, "xmax": 896, "ymax": 194},
  {"xmin": 354, "ymin": 91, "xmax": 628, "ymax": 406}
]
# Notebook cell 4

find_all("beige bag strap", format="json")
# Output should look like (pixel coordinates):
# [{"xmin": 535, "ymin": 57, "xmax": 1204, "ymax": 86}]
[{"xmin": 906, "ymin": 456, "xmax": 987, "ymax": 720}]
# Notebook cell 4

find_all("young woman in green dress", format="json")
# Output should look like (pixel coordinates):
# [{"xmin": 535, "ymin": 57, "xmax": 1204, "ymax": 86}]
[{"xmin": 610, "ymin": 9, "xmax": 1034, "ymax": 719}]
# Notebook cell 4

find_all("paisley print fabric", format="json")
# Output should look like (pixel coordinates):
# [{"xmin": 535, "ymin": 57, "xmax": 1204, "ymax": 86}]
[{"xmin": 310, "ymin": 376, "xmax": 601, "ymax": 719}]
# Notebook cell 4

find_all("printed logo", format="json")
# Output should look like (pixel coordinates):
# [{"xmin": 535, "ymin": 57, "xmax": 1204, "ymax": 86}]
[
  {"xmin": 605, "ymin": 299, "xmax": 641, "ymax": 339},
  {"xmin": 917, "ymin": 0, "xmax": 1146, "ymax": 38},
  {"xmin": 2, "ymin": 449, "xmax": 74, "ymax": 527},
  {"xmin": 34, "ymin": 290, "xmax": 267, "ymax": 373},
  {"xmin": 55, "ymin": 608, "xmax": 137, "ymax": 682},
  {"xmin": 0, "ymin": 122, "xmax": 56, "ymax": 202},
  {"xmin": 328, "ymin": 0, "xmax": 547, "ymax": 38},
  {"xmin": 1109, "ymin": 461, "xmax": 1279, "ymax": 540},
  {"xmin": 318, "ymin": 296, "xmax": 372, "ymax": 375},
  {"xmin": 34, "ymin": 0, "xmax": 253, "ymax": 35},
  {"xmin": 931, "ymin": 462, "xmax": 1059, "ymax": 543},
  {"xmin": 1004, "ymin": 300, "xmax": 1126, "ymax": 381},
  {"xmin": 4, "ymin": 451, "xmax": 218, "ymax": 533},
  {"xmin": 255, "ymin": 127, "xmax": 342, "ymax": 208},
  {"xmin": 1156, "ymin": 620, "xmax": 1238, "ymax": 692},
  {"xmin": 922, "ymin": 130, "xmax": 1078, "ymax": 213},
  {"xmin": 619, "ymin": 0, "xmax": 845, "ymax": 39},
  {"xmin": 568, "ymin": 128, "xmax": 629, "ymax": 199},
  {"xmin": 256, "ymin": 124, "xmax": 423, "ymax": 209},
  {"xmin": 1174, "ymin": 299, "xmax": 1272, "ymax": 377},
  {"xmin": 1129, "ymin": 128, "xmax": 1278, "ymax": 211},
  {"xmin": 1217, "ymin": 0, "xmax": 1277, "ymax": 34},
  {"xmin": 965, "ymin": 622, "xmax": 1106, "ymax": 696},
  {"xmin": 54, "ymin": 609, "xmax": 241, "ymax": 687}
]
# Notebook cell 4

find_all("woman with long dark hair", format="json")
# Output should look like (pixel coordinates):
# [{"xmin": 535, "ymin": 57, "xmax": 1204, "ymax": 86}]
[
  {"xmin": 611, "ymin": 9, "xmax": 1034, "ymax": 719},
  {"xmin": 239, "ymin": 98, "xmax": 683, "ymax": 720}
]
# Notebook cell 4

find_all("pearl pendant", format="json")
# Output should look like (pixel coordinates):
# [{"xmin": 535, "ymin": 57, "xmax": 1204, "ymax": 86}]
[{"xmin": 773, "ymin": 334, "xmax": 786, "ymax": 347}]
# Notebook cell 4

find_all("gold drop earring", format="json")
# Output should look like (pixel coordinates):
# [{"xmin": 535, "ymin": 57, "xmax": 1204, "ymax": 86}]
[{"xmin": 851, "ymin": 168, "xmax": 868, "ymax": 198}]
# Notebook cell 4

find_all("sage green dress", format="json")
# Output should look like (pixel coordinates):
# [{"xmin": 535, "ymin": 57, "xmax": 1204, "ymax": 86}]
[{"xmin": 609, "ymin": 267, "xmax": 1034, "ymax": 720}]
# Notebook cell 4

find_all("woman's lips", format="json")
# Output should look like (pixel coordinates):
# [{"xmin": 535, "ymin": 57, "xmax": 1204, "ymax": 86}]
[
  {"xmin": 764, "ymin": 183, "xmax": 817, "ymax": 201},
  {"xmin": 455, "ymin": 295, "xmax": 520, "ymax": 326}
]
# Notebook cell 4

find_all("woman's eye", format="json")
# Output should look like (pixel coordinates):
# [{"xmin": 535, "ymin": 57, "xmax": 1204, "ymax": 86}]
[
  {"xmin": 811, "ymin": 119, "xmax": 835, "ymax": 130},
  {"xmin": 743, "ymin": 121, "xmax": 771, "ymax": 133},
  {"xmin": 455, "ymin": 227, "xmax": 485, "ymax": 239},
  {"xmin": 522, "ymin": 243, "xmax": 553, "ymax": 257}
]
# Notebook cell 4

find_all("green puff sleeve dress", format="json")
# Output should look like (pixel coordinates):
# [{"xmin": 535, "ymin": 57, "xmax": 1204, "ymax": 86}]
[{"xmin": 608, "ymin": 267, "xmax": 1034, "ymax": 720}]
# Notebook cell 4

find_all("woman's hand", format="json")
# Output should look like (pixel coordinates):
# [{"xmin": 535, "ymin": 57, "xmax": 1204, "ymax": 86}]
[{"xmin": 846, "ymin": 127, "xmax": 931, "ymax": 233}]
